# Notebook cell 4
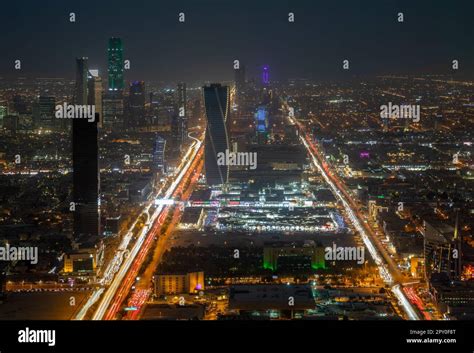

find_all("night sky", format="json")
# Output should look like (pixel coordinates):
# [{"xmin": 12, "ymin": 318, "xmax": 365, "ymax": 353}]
[{"xmin": 1, "ymin": 0, "xmax": 473, "ymax": 82}]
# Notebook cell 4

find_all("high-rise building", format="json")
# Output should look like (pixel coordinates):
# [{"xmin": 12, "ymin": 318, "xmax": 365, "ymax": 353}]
[
  {"xmin": 234, "ymin": 65, "xmax": 246, "ymax": 105},
  {"xmin": 73, "ymin": 57, "xmax": 100, "ymax": 240},
  {"xmin": 88, "ymin": 70, "xmax": 103, "ymax": 128},
  {"xmin": 234, "ymin": 65, "xmax": 246, "ymax": 91},
  {"xmin": 32, "ymin": 96, "xmax": 55, "ymax": 129},
  {"xmin": 103, "ymin": 92, "xmax": 124, "ymax": 128},
  {"xmin": 170, "ymin": 114, "xmax": 181, "ymax": 157},
  {"xmin": 128, "ymin": 81, "xmax": 146, "ymax": 128},
  {"xmin": 255, "ymin": 105, "xmax": 269, "ymax": 144},
  {"xmin": 153, "ymin": 135, "xmax": 166, "ymax": 173},
  {"xmin": 107, "ymin": 37, "xmax": 124, "ymax": 92},
  {"xmin": 423, "ymin": 220, "xmax": 461, "ymax": 281},
  {"xmin": 75, "ymin": 58, "xmax": 88, "ymax": 104},
  {"xmin": 203, "ymin": 83, "xmax": 230, "ymax": 186},
  {"xmin": 130, "ymin": 81, "xmax": 145, "ymax": 106},
  {"xmin": 177, "ymin": 82, "xmax": 187, "ymax": 144},
  {"xmin": 262, "ymin": 65, "xmax": 270, "ymax": 85},
  {"xmin": 234, "ymin": 64, "xmax": 246, "ymax": 112}
]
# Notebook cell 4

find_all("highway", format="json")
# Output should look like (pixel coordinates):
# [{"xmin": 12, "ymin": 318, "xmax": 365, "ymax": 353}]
[
  {"xmin": 109, "ymin": 152, "xmax": 204, "ymax": 320},
  {"xmin": 124, "ymin": 156, "xmax": 204, "ymax": 320},
  {"xmin": 93, "ymin": 138, "xmax": 203, "ymax": 320},
  {"xmin": 288, "ymin": 112, "xmax": 420, "ymax": 320},
  {"xmin": 73, "ymin": 135, "xmax": 203, "ymax": 320}
]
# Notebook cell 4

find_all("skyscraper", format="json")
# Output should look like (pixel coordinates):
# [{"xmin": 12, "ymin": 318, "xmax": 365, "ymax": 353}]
[
  {"xmin": 33, "ymin": 96, "xmax": 55, "ymax": 130},
  {"xmin": 73, "ymin": 57, "xmax": 100, "ymax": 240},
  {"xmin": 203, "ymin": 83, "xmax": 230, "ymax": 186},
  {"xmin": 262, "ymin": 65, "xmax": 270, "ymax": 85},
  {"xmin": 87, "ymin": 70, "xmax": 103, "ymax": 128},
  {"xmin": 107, "ymin": 37, "xmax": 124, "ymax": 92},
  {"xmin": 103, "ymin": 93, "xmax": 124, "ymax": 129},
  {"xmin": 170, "ymin": 113, "xmax": 181, "ymax": 157},
  {"xmin": 234, "ymin": 64, "xmax": 246, "ymax": 93},
  {"xmin": 423, "ymin": 220, "xmax": 461, "ymax": 281},
  {"xmin": 75, "ymin": 58, "xmax": 88, "ymax": 104},
  {"xmin": 177, "ymin": 82, "xmax": 187, "ymax": 144},
  {"xmin": 128, "ymin": 81, "xmax": 146, "ymax": 128},
  {"xmin": 153, "ymin": 135, "xmax": 166, "ymax": 173},
  {"xmin": 255, "ymin": 105, "xmax": 269, "ymax": 144}
]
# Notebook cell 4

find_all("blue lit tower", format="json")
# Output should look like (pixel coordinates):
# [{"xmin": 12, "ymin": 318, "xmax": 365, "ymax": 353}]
[
  {"xmin": 203, "ymin": 83, "xmax": 230, "ymax": 186},
  {"xmin": 255, "ymin": 105, "xmax": 269, "ymax": 144}
]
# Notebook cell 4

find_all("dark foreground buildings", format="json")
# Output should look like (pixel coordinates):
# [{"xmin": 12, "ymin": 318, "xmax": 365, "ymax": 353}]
[{"xmin": 73, "ymin": 57, "xmax": 100, "ymax": 240}]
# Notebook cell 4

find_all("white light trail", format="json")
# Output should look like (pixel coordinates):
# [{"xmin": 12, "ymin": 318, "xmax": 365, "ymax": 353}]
[
  {"xmin": 90, "ymin": 139, "xmax": 202, "ymax": 320},
  {"xmin": 75, "ymin": 138, "xmax": 202, "ymax": 320},
  {"xmin": 294, "ymin": 114, "xmax": 420, "ymax": 320}
]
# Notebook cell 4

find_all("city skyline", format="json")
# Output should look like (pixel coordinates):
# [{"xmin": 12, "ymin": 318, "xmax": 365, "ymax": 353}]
[
  {"xmin": 0, "ymin": 2, "xmax": 473, "ymax": 352},
  {"xmin": 1, "ymin": 0, "xmax": 473, "ymax": 82}
]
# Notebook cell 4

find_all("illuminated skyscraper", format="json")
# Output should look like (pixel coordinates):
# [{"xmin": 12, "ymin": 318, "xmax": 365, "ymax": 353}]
[
  {"xmin": 73, "ymin": 57, "xmax": 100, "ymax": 240},
  {"xmin": 203, "ymin": 83, "xmax": 230, "ymax": 186},
  {"xmin": 103, "ymin": 93, "xmax": 123, "ymax": 128},
  {"xmin": 88, "ymin": 70, "xmax": 103, "ymax": 128},
  {"xmin": 262, "ymin": 65, "xmax": 269, "ymax": 85},
  {"xmin": 128, "ymin": 81, "xmax": 145, "ymax": 127},
  {"xmin": 255, "ymin": 105, "xmax": 269, "ymax": 144},
  {"xmin": 423, "ymin": 220, "xmax": 462, "ymax": 281},
  {"xmin": 177, "ymin": 82, "xmax": 187, "ymax": 144},
  {"xmin": 153, "ymin": 135, "xmax": 166, "ymax": 173},
  {"xmin": 107, "ymin": 37, "xmax": 124, "ymax": 92},
  {"xmin": 234, "ymin": 64, "xmax": 245, "ymax": 90},
  {"xmin": 171, "ymin": 114, "xmax": 181, "ymax": 156}
]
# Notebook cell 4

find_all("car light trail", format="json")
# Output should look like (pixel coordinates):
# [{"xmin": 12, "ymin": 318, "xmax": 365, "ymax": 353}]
[
  {"xmin": 393, "ymin": 285, "xmax": 420, "ymax": 320},
  {"xmin": 73, "ymin": 288, "xmax": 104, "ymax": 320},
  {"xmin": 73, "ymin": 138, "xmax": 202, "ymax": 321},
  {"xmin": 290, "ymin": 113, "xmax": 420, "ymax": 320},
  {"xmin": 92, "ymin": 139, "xmax": 202, "ymax": 320}
]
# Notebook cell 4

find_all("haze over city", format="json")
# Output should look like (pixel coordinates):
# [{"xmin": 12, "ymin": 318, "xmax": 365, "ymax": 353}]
[{"xmin": 0, "ymin": 1, "xmax": 473, "ymax": 353}]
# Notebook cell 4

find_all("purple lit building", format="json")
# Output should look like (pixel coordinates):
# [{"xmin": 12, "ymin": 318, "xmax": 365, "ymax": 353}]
[{"xmin": 262, "ymin": 65, "xmax": 269, "ymax": 85}]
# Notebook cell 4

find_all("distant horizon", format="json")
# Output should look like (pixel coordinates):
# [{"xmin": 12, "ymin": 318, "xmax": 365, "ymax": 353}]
[
  {"xmin": 0, "ymin": 72, "xmax": 472, "ymax": 85},
  {"xmin": 1, "ymin": 0, "xmax": 473, "ymax": 82}
]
